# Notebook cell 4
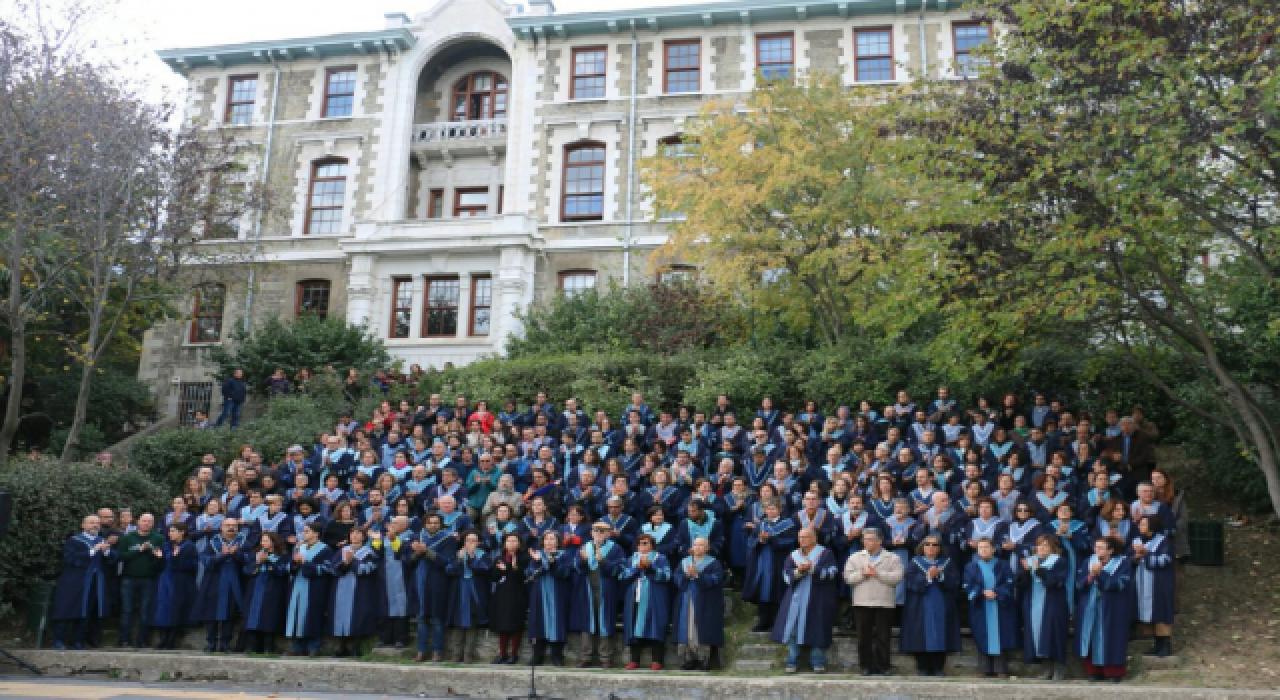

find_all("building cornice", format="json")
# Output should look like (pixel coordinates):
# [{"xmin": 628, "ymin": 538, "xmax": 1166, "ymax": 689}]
[
  {"xmin": 508, "ymin": 0, "xmax": 954, "ymax": 39},
  {"xmin": 156, "ymin": 29, "xmax": 417, "ymax": 75}
]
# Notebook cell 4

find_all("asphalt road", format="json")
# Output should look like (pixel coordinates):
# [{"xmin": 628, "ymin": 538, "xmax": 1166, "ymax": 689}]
[{"xmin": 0, "ymin": 678, "xmax": 466, "ymax": 700}]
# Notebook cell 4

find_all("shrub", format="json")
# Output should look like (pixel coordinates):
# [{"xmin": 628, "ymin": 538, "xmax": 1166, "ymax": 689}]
[
  {"xmin": 0, "ymin": 460, "xmax": 171, "ymax": 615},
  {"xmin": 210, "ymin": 316, "xmax": 393, "ymax": 396}
]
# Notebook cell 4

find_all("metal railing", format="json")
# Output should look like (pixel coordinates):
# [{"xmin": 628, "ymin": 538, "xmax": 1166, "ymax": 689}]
[{"xmin": 411, "ymin": 118, "xmax": 508, "ymax": 145}]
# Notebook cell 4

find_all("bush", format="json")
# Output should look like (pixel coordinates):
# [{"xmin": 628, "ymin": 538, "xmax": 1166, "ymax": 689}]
[
  {"xmin": 0, "ymin": 460, "xmax": 171, "ymax": 615},
  {"xmin": 210, "ymin": 316, "xmax": 393, "ymax": 396}
]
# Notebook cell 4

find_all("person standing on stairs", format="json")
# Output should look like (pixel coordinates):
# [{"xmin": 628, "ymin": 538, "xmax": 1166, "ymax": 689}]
[{"xmin": 843, "ymin": 528, "xmax": 903, "ymax": 676}]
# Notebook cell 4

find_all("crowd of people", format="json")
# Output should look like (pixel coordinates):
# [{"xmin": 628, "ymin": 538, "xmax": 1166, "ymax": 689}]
[{"xmin": 49, "ymin": 384, "xmax": 1188, "ymax": 681}]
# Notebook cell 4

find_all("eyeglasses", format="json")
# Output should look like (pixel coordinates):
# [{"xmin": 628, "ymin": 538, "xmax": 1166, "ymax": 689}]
[{"xmin": 923, "ymin": 542, "xmax": 941, "ymax": 547}]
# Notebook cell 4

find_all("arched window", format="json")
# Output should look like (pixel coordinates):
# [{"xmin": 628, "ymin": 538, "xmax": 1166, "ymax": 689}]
[
  {"xmin": 305, "ymin": 159, "xmax": 348, "ymax": 235},
  {"xmin": 190, "ymin": 284, "xmax": 226, "ymax": 344},
  {"xmin": 452, "ymin": 72, "xmax": 508, "ymax": 121},
  {"xmin": 562, "ymin": 142, "xmax": 606, "ymax": 222}
]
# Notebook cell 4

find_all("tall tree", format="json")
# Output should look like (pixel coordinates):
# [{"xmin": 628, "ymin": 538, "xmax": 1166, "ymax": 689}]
[
  {"xmin": 641, "ymin": 75, "xmax": 960, "ymax": 345},
  {"xmin": 901, "ymin": 0, "xmax": 1280, "ymax": 515}
]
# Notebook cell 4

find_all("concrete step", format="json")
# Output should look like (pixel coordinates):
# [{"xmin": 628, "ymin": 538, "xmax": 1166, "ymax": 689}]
[
  {"xmin": 732, "ymin": 659, "xmax": 776, "ymax": 671},
  {"xmin": 1140, "ymin": 654, "xmax": 1183, "ymax": 669},
  {"xmin": 735, "ymin": 644, "xmax": 780, "ymax": 660}
]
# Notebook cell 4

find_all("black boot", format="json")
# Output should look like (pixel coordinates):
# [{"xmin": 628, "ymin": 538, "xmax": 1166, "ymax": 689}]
[
  {"xmin": 531, "ymin": 640, "xmax": 546, "ymax": 666},
  {"xmin": 1156, "ymin": 636, "xmax": 1173, "ymax": 658}
]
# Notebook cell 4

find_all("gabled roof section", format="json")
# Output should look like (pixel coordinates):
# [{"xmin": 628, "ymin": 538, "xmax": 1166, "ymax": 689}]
[
  {"xmin": 156, "ymin": 29, "xmax": 417, "ymax": 75},
  {"xmin": 508, "ymin": 0, "xmax": 942, "ymax": 39}
]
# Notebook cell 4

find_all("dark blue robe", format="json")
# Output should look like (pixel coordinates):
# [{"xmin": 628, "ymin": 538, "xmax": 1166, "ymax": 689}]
[
  {"xmin": 597, "ymin": 513, "xmax": 638, "ymax": 554},
  {"xmin": 240, "ymin": 549, "xmax": 290, "ymax": 633},
  {"xmin": 638, "ymin": 486, "xmax": 682, "ymax": 523},
  {"xmin": 639, "ymin": 523, "xmax": 680, "ymax": 561},
  {"xmin": 518, "ymin": 516, "xmax": 558, "ymax": 550},
  {"xmin": 769, "ymin": 546, "xmax": 840, "ymax": 649},
  {"xmin": 900, "ymin": 556, "xmax": 962, "ymax": 653},
  {"xmin": 1017, "ymin": 554, "xmax": 1070, "ymax": 661},
  {"xmin": 1132, "ymin": 533, "xmax": 1175, "ymax": 625},
  {"xmin": 51, "ymin": 532, "xmax": 118, "ymax": 621},
  {"xmin": 742, "ymin": 517, "xmax": 798, "ymax": 604},
  {"xmin": 723, "ymin": 493, "xmax": 753, "ymax": 568},
  {"xmin": 330, "ymin": 545, "xmax": 380, "ymax": 636},
  {"xmin": 672, "ymin": 556, "xmax": 725, "ymax": 647},
  {"xmin": 446, "ymin": 550, "xmax": 491, "ymax": 628},
  {"xmin": 675, "ymin": 515, "xmax": 725, "ymax": 560},
  {"xmin": 963, "ymin": 557, "xmax": 1019, "ymax": 654},
  {"xmin": 413, "ymin": 530, "xmax": 458, "ymax": 621},
  {"xmin": 526, "ymin": 550, "xmax": 573, "ymax": 642},
  {"xmin": 619, "ymin": 552, "xmax": 672, "ymax": 644},
  {"xmin": 191, "ymin": 533, "xmax": 247, "ymax": 622},
  {"xmin": 284, "ymin": 541, "xmax": 334, "ymax": 638},
  {"xmin": 150, "ymin": 541, "xmax": 199, "ymax": 628},
  {"xmin": 792, "ymin": 509, "xmax": 837, "ymax": 549},
  {"xmin": 373, "ymin": 534, "xmax": 414, "ymax": 619},
  {"xmin": 1075, "ymin": 554, "xmax": 1133, "ymax": 666},
  {"xmin": 569, "ymin": 540, "xmax": 625, "ymax": 635}
]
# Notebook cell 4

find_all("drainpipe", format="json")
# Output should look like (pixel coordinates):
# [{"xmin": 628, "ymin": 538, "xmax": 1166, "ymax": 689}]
[
  {"xmin": 918, "ymin": 0, "xmax": 928, "ymax": 79},
  {"xmin": 623, "ymin": 21, "xmax": 638, "ymax": 287},
  {"xmin": 244, "ymin": 55, "xmax": 282, "ymax": 333}
]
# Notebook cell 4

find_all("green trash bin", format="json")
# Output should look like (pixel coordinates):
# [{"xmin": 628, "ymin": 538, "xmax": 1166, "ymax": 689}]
[
  {"xmin": 25, "ymin": 581, "xmax": 54, "ymax": 649},
  {"xmin": 1188, "ymin": 519, "xmax": 1226, "ymax": 566}
]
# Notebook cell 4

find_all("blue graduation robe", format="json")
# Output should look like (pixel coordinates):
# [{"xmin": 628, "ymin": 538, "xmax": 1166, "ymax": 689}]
[
  {"xmin": 373, "ymin": 534, "xmax": 414, "ymax": 619},
  {"xmin": 240, "ymin": 549, "xmax": 290, "ymax": 633},
  {"xmin": 413, "ymin": 530, "xmax": 458, "ymax": 620},
  {"xmin": 284, "ymin": 541, "xmax": 334, "ymax": 638},
  {"xmin": 1076, "ymin": 554, "xmax": 1133, "ymax": 666},
  {"xmin": 900, "ymin": 556, "xmax": 962, "ymax": 653},
  {"xmin": 1017, "ymin": 553, "xmax": 1070, "ymax": 661},
  {"xmin": 770, "ymin": 546, "xmax": 840, "ymax": 649},
  {"xmin": 675, "ymin": 514, "xmax": 725, "ymax": 560},
  {"xmin": 569, "ymin": 540, "xmax": 625, "ymax": 635},
  {"xmin": 151, "ymin": 541, "xmax": 199, "ymax": 628},
  {"xmin": 518, "ymin": 516, "xmax": 558, "ymax": 550},
  {"xmin": 597, "ymin": 513, "xmax": 638, "ymax": 554},
  {"xmin": 191, "ymin": 533, "xmax": 247, "ymax": 623},
  {"xmin": 963, "ymin": 557, "xmax": 1019, "ymax": 654},
  {"xmin": 51, "ymin": 532, "xmax": 118, "ymax": 621},
  {"xmin": 723, "ymin": 493, "xmax": 753, "ymax": 568},
  {"xmin": 1132, "ymin": 533, "xmax": 1175, "ymax": 625},
  {"xmin": 742, "ymin": 517, "xmax": 798, "ymax": 604},
  {"xmin": 330, "ymin": 545, "xmax": 380, "ymax": 636},
  {"xmin": 526, "ymin": 550, "xmax": 574, "ymax": 642},
  {"xmin": 673, "ymin": 556, "xmax": 725, "ymax": 647},
  {"xmin": 619, "ymin": 551, "xmax": 672, "ymax": 644},
  {"xmin": 447, "ymin": 549, "xmax": 491, "ymax": 628}
]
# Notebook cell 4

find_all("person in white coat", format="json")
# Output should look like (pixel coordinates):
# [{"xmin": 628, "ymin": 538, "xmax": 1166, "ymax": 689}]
[{"xmin": 843, "ymin": 528, "xmax": 904, "ymax": 676}]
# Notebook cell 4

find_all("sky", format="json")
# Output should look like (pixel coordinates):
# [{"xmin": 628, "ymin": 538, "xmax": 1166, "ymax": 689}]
[{"xmin": 14, "ymin": 0, "xmax": 707, "ymax": 99}]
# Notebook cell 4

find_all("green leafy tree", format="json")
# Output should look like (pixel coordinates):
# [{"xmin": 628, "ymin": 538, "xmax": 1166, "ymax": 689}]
[{"xmin": 210, "ymin": 315, "xmax": 392, "ymax": 396}]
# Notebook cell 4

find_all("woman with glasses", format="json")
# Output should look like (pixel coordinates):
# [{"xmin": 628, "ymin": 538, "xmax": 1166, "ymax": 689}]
[{"xmin": 900, "ymin": 535, "xmax": 961, "ymax": 676}]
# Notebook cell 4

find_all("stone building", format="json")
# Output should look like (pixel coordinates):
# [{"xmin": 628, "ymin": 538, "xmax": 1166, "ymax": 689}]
[{"xmin": 142, "ymin": 0, "xmax": 989, "ymax": 421}]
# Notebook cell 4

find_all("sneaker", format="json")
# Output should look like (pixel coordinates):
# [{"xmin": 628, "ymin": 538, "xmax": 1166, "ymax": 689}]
[
  {"xmin": 813, "ymin": 666, "xmax": 826, "ymax": 674},
  {"xmin": 52, "ymin": 642, "xmax": 66, "ymax": 651},
  {"xmin": 784, "ymin": 666, "xmax": 798, "ymax": 674},
  {"xmin": 650, "ymin": 663, "xmax": 662, "ymax": 671},
  {"xmin": 624, "ymin": 662, "xmax": 638, "ymax": 670}
]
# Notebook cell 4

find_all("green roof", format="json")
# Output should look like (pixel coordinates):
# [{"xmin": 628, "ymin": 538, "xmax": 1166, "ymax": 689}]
[{"xmin": 156, "ymin": 29, "xmax": 417, "ymax": 74}]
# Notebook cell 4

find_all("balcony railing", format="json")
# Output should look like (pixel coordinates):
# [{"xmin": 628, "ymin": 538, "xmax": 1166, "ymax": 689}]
[{"xmin": 411, "ymin": 118, "xmax": 507, "ymax": 145}]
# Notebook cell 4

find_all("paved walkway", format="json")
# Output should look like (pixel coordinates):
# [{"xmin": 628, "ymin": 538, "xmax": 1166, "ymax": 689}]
[{"xmin": 0, "ymin": 678, "xmax": 439, "ymax": 700}]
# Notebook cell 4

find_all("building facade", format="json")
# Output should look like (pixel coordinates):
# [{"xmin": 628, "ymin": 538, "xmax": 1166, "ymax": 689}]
[{"xmin": 141, "ymin": 0, "xmax": 988, "ymax": 421}]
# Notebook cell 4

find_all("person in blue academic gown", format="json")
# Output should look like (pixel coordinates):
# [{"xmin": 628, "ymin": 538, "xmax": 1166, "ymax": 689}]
[
  {"xmin": 1076, "ymin": 535, "xmax": 1134, "ymax": 681},
  {"xmin": 191, "ymin": 518, "xmax": 247, "ymax": 653},
  {"xmin": 672, "ymin": 536, "xmax": 726, "ymax": 671},
  {"xmin": 1046, "ymin": 502, "xmax": 1091, "ymax": 616},
  {"xmin": 742, "ymin": 499, "xmax": 798, "ymax": 632},
  {"xmin": 570, "ymin": 522, "xmax": 627, "ymax": 667},
  {"xmin": 900, "ymin": 534, "xmax": 961, "ymax": 676},
  {"xmin": 963, "ymin": 538, "xmax": 1019, "ymax": 677},
  {"xmin": 526, "ymin": 530, "xmax": 574, "ymax": 666},
  {"xmin": 723, "ymin": 477, "xmax": 754, "ymax": 581},
  {"xmin": 51, "ymin": 514, "xmax": 118, "ymax": 651},
  {"xmin": 411, "ymin": 512, "xmax": 458, "ymax": 662},
  {"xmin": 1017, "ymin": 534, "xmax": 1071, "ymax": 680},
  {"xmin": 239, "ymin": 531, "xmax": 290, "ymax": 653},
  {"xmin": 150, "ymin": 523, "xmax": 199, "ymax": 650},
  {"xmin": 619, "ymin": 533, "xmax": 672, "ymax": 670},
  {"xmin": 1132, "ymin": 514, "xmax": 1176, "ymax": 658},
  {"xmin": 330, "ymin": 526, "xmax": 380, "ymax": 656},
  {"xmin": 675, "ymin": 499, "xmax": 724, "ymax": 560},
  {"xmin": 372, "ymin": 516, "xmax": 414, "ymax": 649},
  {"xmin": 598, "ymin": 496, "xmax": 639, "ymax": 554},
  {"xmin": 284, "ymin": 522, "xmax": 334, "ymax": 656},
  {"xmin": 446, "ymin": 530, "xmax": 491, "ymax": 662},
  {"xmin": 770, "ymin": 528, "xmax": 840, "ymax": 674}
]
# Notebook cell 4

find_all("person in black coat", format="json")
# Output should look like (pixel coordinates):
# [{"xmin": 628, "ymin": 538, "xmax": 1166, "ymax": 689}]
[
  {"xmin": 488, "ymin": 532, "xmax": 531, "ymax": 664},
  {"xmin": 214, "ymin": 369, "xmax": 248, "ymax": 428},
  {"xmin": 150, "ymin": 523, "xmax": 199, "ymax": 650}
]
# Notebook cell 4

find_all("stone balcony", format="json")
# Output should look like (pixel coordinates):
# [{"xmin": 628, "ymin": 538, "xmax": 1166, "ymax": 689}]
[{"xmin": 409, "ymin": 118, "xmax": 508, "ymax": 162}]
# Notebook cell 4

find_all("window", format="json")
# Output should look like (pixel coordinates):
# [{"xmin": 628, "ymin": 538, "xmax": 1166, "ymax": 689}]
[
  {"xmin": 469, "ymin": 275, "xmax": 492, "ymax": 336},
  {"xmin": 854, "ymin": 28, "xmax": 894, "ymax": 82},
  {"xmin": 562, "ymin": 143, "xmax": 605, "ymax": 221},
  {"xmin": 664, "ymin": 40, "xmax": 700, "ymax": 94},
  {"xmin": 756, "ymin": 34, "xmax": 794, "ymax": 82},
  {"xmin": 454, "ymin": 188, "xmax": 489, "ymax": 218},
  {"xmin": 422, "ymin": 277, "xmax": 460, "ymax": 337},
  {"xmin": 204, "ymin": 165, "xmax": 246, "ymax": 240},
  {"xmin": 659, "ymin": 265, "xmax": 697, "ymax": 285},
  {"xmin": 953, "ymin": 22, "xmax": 991, "ymax": 77},
  {"xmin": 428, "ymin": 189, "xmax": 444, "ymax": 219},
  {"xmin": 390, "ymin": 278, "xmax": 413, "ymax": 338},
  {"xmin": 305, "ymin": 160, "xmax": 348, "ymax": 235},
  {"xmin": 190, "ymin": 284, "xmax": 226, "ymax": 344},
  {"xmin": 559, "ymin": 271, "xmax": 597, "ymax": 298},
  {"xmin": 571, "ymin": 47, "xmax": 607, "ymax": 99},
  {"xmin": 452, "ymin": 72, "xmax": 507, "ymax": 121},
  {"xmin": 225, "ymin": 75, "xmax": 258, "ymax": 125},
  {"xmin": 322, "ymin": 66, "xmax": 358, "ymax": 117},
  {"xmin": 296, "ymin": 280, "xmax": 331, "ymax": 318},
  {"xmin": 658, "ymin": 136, "xmax": 695, "ymax": 220}
]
